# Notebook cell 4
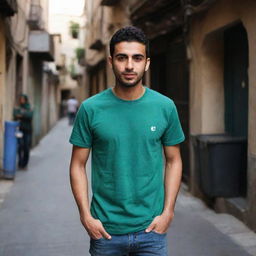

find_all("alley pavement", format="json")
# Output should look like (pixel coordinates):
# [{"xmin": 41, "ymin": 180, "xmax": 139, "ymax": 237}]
[{"xmin": 0, "ymin": 118, "xmax": 255, "ymax": 256}]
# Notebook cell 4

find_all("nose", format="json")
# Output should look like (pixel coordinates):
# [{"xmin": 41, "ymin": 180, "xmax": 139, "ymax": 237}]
[{"xmin": 125, "ymin": 57, "xmax": 134, "ymax": 71}]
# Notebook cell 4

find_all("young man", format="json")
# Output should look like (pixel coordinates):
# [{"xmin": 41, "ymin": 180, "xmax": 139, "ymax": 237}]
[{"xmin": 69, "ymin": 26, "xmax": 185, "ymax": 256}]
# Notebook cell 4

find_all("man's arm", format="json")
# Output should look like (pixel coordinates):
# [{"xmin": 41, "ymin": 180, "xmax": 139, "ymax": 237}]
[
  {"xmin": 69, "ymin": 145, "xmax": 111, "ymax": 239},
  {"xmin": 21, "ymin": 109, "xmax": 33, "ymax": 120},
  {"xmin": 146, "ymin": 145, "xmax": 182, "ymax": 234}
]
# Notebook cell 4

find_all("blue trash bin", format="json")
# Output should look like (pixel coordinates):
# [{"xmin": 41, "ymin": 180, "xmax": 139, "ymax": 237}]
[{"xmin": 3, "ymin": 121, "xmax": 19, "ymax": 179}]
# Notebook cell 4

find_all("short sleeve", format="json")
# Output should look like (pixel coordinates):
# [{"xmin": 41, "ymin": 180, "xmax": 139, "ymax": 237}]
[
  {"xmin": 161, "ymin": 103, "xmax": 185, "ymax": 146},
  {"xmin": 69, "ymin": 104, "xmax": 92, "ymax": 148}
]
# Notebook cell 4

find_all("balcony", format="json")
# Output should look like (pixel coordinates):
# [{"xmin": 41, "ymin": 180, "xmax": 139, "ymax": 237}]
[
  {"xmin": 101, "ymin": 0, "xmax": 120, "ymax": 6},
  {"xmin": 0, "ymin": 0, "xmax": 17, "ymax": 16},
  {"xmin": 27, "ymin": 4, "xmax": 43, "ymax": 30},
  {"xmin": 28, "ymin": 31, "xmax": 54, "ymax": 61}
]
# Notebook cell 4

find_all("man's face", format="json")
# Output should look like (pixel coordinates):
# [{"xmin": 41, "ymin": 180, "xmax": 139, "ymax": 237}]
[
  {"xmin": 109, "ymin": 41, "xmax": 150, "ymax": 88},
  {"xmin": 20, "ymin": 96, "xmax": 26, "ymax": 104}
]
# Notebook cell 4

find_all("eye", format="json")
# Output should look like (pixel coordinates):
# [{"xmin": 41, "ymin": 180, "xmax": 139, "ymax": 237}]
[
  {"xmin": 116, "ymin": 55, "xmax": 126, "ymax": 61},
  {"xmin": 133, "ymin": 56, "xmax": 144, "ymax": 62}
]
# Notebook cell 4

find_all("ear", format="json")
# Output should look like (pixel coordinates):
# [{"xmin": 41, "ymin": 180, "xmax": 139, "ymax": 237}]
[
  {"xmin": 108, "ymin": 56, "xmax": 113, "ymax": 69},
  {"xmin": 145, "ymin": 58, "xmax": 150, "ymax": 72}
]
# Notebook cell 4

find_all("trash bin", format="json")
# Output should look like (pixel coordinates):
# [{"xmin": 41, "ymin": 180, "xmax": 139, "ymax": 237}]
[
  {"xmin": 195, "ymin": 134, "xmax": 247, "ymax": 198},
  {"xmin": 3, "ymin": 121, "xmax": 20, "ymax": 179}
]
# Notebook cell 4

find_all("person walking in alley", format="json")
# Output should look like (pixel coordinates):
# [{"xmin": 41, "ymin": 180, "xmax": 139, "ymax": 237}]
[
  {"xmin": 69, "ymin": 26, "xmax": 185, "ymax": 256},
  {"xmin": 13, "ymin": 94, "xmax": 33, "ymax": 170},
  {"xmin": 67, "ymin": 95, "xmax": 79, "ymax": 125}
]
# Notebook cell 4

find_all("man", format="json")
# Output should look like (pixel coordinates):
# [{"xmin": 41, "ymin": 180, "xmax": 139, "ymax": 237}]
[
  {"xmin": 13, "ymin": 94, "xmax": 33, "ymax": 169},
  {"xmin": 69, "ymin": 26, "xmax": 185, "ymax": 256},
  {"xmin": 67, "ymin": 95, "xmax": 79, "ymax": 125}
]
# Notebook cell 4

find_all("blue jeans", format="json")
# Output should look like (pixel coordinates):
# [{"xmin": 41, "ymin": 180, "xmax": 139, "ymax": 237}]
[
  {"xmin": 18, "ymin": 131, "xmax": 32, "ymax": 168},
  {"xmin": 68, "ymin": 112, "xmax": 76, "ymax": 125},
  {"xmin": 89, "ymin": 230, "xmax": 168, "ymax": 256}
]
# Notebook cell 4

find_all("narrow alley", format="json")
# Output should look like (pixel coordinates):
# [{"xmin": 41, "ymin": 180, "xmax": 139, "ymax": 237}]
[
  {"xmin": 0, "ymin": 119, "xmax": 255, "ymax": 256},
  {"xmin": 1, "ymin": 0, "xmax": 256, "ymax": 255}
]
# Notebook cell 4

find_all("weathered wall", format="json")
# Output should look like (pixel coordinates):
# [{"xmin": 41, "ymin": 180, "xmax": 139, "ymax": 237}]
[
  {"xmin": 0, "ymin": 18, "xmax": 6, "ymax": 168},
  {"xmin": 0, "ymin": 1, "xmax": 31, "ymax": 168},
  {"xmin": 189, "ymin": 0, "xmax": 256, "ymax": 142},
  {"xmin": 189, "ymin": 0, "xmax": 256, "ymax": 230}
]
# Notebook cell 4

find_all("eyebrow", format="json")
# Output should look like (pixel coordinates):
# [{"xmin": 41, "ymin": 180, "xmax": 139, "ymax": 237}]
[
  {"xmin": 115, "ymin": 53, "xmax": 145, "ymax": 58},
  {"xmin": 133, "ymin": 54, "xmax": 145, "ymax": 58}
]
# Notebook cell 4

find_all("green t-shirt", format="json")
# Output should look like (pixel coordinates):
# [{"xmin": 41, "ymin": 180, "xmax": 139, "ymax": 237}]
[{"xmin": 69, "ymin": 86, "xmax": 185, "ymax": 235}]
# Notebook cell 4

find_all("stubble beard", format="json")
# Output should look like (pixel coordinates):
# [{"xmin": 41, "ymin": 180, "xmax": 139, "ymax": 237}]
[{"xmin": 113, "ymin": 67, "xmax": 145, "ymax": 88}]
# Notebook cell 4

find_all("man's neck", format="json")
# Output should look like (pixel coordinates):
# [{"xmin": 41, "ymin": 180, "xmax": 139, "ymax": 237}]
[{"xmin": 112, "ymin": 84, "xmax": 145, "ymax": 101}]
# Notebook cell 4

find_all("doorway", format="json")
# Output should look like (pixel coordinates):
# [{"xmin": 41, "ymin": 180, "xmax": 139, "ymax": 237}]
[
  {"xmin": 15, "ymin": 54, "xmax": 23, "ymax": 102},
  {"xmin": 224, "ymin": 23, "xmax": 248, "ymax": 196},
  {"xmin": 150, "ymin": 35, "xmax": 190, "ymax": 182}
]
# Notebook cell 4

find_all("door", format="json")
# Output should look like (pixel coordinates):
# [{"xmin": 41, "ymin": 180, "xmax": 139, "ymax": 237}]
[
  {"xmin": 16, "ymin": 54, "xmax": 23, "ymax": 102},
  {"xmin": 224, "ymin": 23, "xmax": 249, "ymax": 137},
  {"xmin": 165, "ymin": 41, "xmax": 190, "ymax": 181},
  {"xmin": 224, "ymin": 23, "xmax": 248, "ymax": 196},
  {"xmin": 151, "ymin": 38, "xmax": 190, "ymax": 181}
]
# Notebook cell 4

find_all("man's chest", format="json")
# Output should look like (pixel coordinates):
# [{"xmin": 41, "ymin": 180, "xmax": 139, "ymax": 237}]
[{"xmin": 89, "ymin": 107, "xmax": 168, "ymax": 143}]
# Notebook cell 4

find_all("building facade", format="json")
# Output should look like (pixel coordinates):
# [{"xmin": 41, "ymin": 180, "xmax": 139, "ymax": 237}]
[
  {"xmin": 0, "ymin": 0, "xmax": 19, "ymax": 169},
  {"xmin": 0, "ymin": 0, "xmax": 61, "ymax": 169},
  {"xmin": 48, "ymin": 0, "xmax": 86, "ymax": 111},
  {"xmin": 188, "ymin": 0, "xmax": 256, "ymax": 231}
]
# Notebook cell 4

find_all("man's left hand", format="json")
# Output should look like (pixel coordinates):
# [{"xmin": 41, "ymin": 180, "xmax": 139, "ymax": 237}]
[{"xmin": 145, "ymin": 211, "xmax": 174, "ymax": 234}]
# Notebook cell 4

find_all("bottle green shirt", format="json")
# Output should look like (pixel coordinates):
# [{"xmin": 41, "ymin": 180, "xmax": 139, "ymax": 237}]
[{"xmin": 69, "ymin": 86, "xmax": 185, "ymax": 234}]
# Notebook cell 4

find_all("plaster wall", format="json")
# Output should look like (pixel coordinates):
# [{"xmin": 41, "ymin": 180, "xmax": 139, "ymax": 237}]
[
  {"xmin": 0, "ymin": 19, "xmax": 6, "ymax": 168},
  {"xmin": 189, "ymin": 0, "xmax": 256, "ymax": 231},
  {"xmin": 0, "ymin": 1, "xmax": 35, "ymax": 167},
  {"xmin": 190, "ymin": 0, "xmax": 256, "ymax": 153}
]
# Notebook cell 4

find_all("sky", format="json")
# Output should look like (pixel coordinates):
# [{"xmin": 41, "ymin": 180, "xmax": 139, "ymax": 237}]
[{"xmin": 49, "ymin": 0, "xmax": 85, "ymax": 16}]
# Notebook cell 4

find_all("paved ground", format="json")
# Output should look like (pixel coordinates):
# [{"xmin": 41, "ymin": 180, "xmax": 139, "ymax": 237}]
[{"xmin": 0, "ymin": 118, "xmax": 255, "ymax": 256}]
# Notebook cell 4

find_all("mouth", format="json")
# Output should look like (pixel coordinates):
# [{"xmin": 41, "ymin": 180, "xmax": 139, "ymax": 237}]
[{"xmin": 122, "ymin": 73, "xmax": 136, "ymax": 79}]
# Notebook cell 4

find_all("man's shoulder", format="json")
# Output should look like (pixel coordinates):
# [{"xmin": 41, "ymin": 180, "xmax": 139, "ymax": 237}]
[{"xmin": 81, "ymin": 88, "xmax": 111, "ymax": 108}]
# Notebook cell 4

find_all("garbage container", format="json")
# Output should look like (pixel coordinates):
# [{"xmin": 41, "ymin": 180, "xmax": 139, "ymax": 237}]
[
  {"xmin": 3, "ymin": 121, "xmax": 19, "ymax": 179},
  {"xmin": 195, "ymin": 134, "xmax": 247, "ymax": 198}
]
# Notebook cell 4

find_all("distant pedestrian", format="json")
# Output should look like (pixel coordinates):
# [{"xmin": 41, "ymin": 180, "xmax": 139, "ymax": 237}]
[
  {"xmin": 67, "ymin": 96, "xmax": 79, "ymax": 125},
  {"xmin": 61, "ymin": 99, "xmax": 68, "ymax": 117},
  {"xmin": 13, "ymin": 94, "xmax": 33, "ymax": 170},
  {"xmin": 69, "ymin": 26, "xmax": 185, "ymax": 255}
]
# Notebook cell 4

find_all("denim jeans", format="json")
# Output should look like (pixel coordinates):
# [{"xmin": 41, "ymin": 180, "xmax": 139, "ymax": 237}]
[
  {"xmin": 89, "ymin": 230, "xmax": 168, "ymax": 256},
  {"xmin": 18, "ymin": 131, "xmax": 32, "ymax": 168},
  {"xmin": 68, "ymin": 112, "xmax": 76, "ymax": 125}
]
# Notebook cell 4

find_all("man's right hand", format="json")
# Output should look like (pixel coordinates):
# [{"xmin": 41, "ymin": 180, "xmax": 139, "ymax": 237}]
[{"xmin": 81, "ymin": 216, "xmax": 112, "ymax": 240}]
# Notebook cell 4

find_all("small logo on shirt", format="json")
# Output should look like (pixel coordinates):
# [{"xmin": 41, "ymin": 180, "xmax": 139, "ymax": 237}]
[{"xmin": 151, "ymin": 126, "xmax": 156, "ymax": 132}]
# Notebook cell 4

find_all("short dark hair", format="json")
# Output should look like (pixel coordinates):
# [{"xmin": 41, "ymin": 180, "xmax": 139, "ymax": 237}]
[{"xmin": 109, "ymin": 26, "xmax": 149, "ymax": 57}]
